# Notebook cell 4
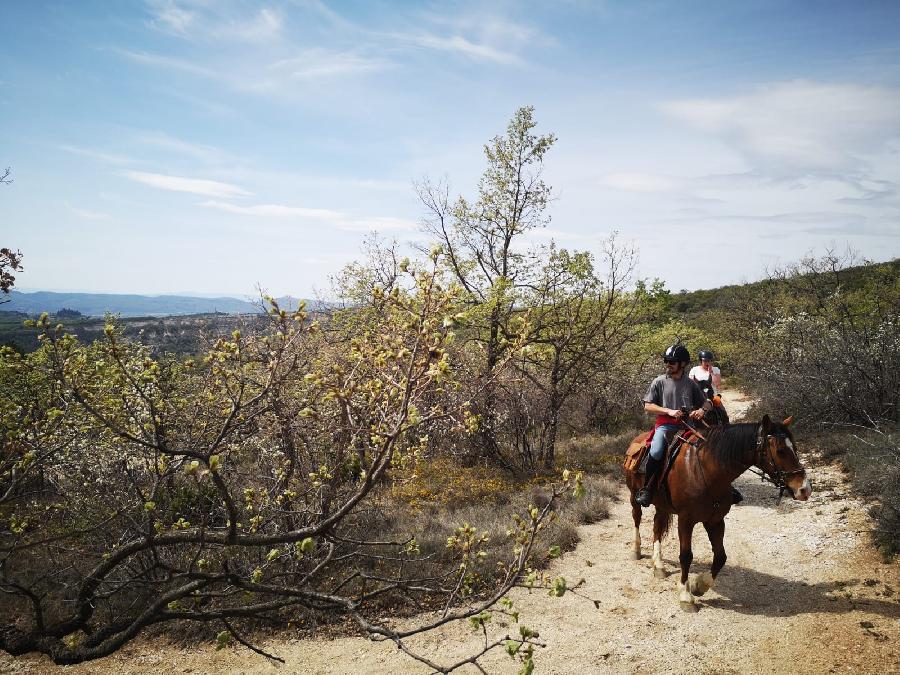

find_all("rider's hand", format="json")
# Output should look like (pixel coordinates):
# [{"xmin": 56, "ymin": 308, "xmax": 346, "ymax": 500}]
[
  {"xmin": 689, "ymin": 408, "xmax": 705, "ymax": 421},
  {"xmin": 670, "ymin": 408, "xmax": 684, "ymax": 419}
]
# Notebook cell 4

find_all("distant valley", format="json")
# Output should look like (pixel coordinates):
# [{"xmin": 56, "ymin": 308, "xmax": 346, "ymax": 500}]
[{"xmin": 2, "ymin": 290, "xmax": 312, "ymax": 317}]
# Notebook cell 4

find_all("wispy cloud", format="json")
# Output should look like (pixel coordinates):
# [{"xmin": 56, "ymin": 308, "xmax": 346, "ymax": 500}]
[
  {"xmin": 217, "ymin": 8, "xmax": 283, "ymax": 42},
  {"xmin": 341, "ymin": 216, "xmax": 418, "ymax": 232},
  {"xmin": 116, "ymin": 48, "xmax": 219, "ymax": 79},
  {"xmin": 123, "ymin": 170, "xmax": 253, "ymax": 198},
  {"xmin": 66, "ymin": 203, "xmax": 112, "ymax": 220},
  {"xmin": 266, "ymin": 49, "xmax": 389, "ymax": 83},
  {"xmin": 402, "ymin": 32, "xmax": 522, "ymax": 65},
  {"xmin": 200, "ymin": 200, "xmax": 417, "ymax": 232},
  {"xmin": 599, "ymin": 172, "xmax": 679, "ymax": 192},
  {"xmin": 145, "ymin": 1, "xmax": 283, "ymax": 42},
  {"xmin": 405, "ymin": 8, "xmax": 545, "ymax": 64},
  {"xmin": 200, "ymin": 200, "xmax": 344, "ymax": 220},
  {"xmin": 145, "ymin": 0, "xmax": 195, "ymax": 34},
  {"xmin": 662, "ymin": 81, "xmax": 900, "ymax": 175},
  {"xmin": 134, "ymin": 131, "xmax": 232, "ymax": 164},
  {"xmin": 118, "ymin": 45, "xmax": 387, "ymax": 93},
  {"xmin": 59, "ymin": 144, "xmax": 134, "ymax": 166}
]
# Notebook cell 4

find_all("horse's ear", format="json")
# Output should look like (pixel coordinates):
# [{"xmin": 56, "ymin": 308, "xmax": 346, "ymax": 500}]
[
  {"xmin": 758, "ymin": 414, "xmax": 772, "ymax": 437},
  {"xmin": 782, "ymin": 415, "xmax": 794, "ymax": 427}
]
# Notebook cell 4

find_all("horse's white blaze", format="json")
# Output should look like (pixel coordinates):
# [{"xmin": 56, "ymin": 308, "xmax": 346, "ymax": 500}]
[
  {"xmin": 797, "ymin": 476, "xmax": 812, "ymax": 500},
  {"xmin": 785, "ymin": 438, "xmax": 795, "ymax": 450}
]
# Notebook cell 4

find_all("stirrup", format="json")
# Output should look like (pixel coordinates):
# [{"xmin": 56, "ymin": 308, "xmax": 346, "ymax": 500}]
[{"xmin": 635, "ymin": 487, "xmax": 654, "ymax": 507}]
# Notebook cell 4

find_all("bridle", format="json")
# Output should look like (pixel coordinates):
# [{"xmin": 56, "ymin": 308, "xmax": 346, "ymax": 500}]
[{"xmin": 747, "ymin": 431, "xmax": 806, "ymax": 503}]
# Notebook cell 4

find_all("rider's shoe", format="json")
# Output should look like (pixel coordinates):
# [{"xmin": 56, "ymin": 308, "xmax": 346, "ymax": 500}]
[
  {"xmin": 635, "ymin": 456, "xmax": 662, "ymax": 507},
  {"xmin": 731, "ymin": 486, "xmax": 743, "ymax": 504}
]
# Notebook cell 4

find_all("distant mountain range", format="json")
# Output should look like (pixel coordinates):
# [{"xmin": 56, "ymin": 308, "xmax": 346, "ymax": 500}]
[{"xmin": 1, "ymin": 291, "xmax": 315, "ymax": 317}]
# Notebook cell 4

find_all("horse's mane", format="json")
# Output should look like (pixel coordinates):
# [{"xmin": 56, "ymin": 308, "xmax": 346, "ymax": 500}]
[{"xmin": 704, "ymin": 422, "xmax": 758, "ymax": 466}]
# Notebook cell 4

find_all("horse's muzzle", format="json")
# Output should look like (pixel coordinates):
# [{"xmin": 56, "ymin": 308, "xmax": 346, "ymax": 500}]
[{"xmin": 790, "ymin": 476, "xmax": 812, "ymax": 501}]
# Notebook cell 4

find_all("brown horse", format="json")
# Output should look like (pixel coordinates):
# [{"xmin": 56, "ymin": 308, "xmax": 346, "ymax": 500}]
[{"xmin": 625, "ymin": 415, "xmax": 811, "ymax": 610}]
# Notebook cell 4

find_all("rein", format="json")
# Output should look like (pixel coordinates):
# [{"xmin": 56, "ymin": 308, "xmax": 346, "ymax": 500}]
[{"xmin": 746, "ymin": 432, "xmax": 806, "ymax": 503}]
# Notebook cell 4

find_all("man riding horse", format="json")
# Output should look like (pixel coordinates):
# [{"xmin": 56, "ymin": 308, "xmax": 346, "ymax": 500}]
[
  {"xmin": 636, "ymin": 344, "xmax": 741, "ymax": 507},
  {"xmin": 635, "ymin": 344, "xmax": 708, "ymax": 507}
]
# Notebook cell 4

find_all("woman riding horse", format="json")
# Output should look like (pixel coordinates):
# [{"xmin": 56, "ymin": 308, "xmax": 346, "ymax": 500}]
[{"xmin": 625, "ymin": 414, "xmax": 812, "ymax": 610}]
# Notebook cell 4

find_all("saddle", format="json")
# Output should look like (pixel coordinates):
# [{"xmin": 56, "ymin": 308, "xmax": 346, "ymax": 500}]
[{"xmin": 624, "ymin": 427, "xmax": 703, "ymax": 476}]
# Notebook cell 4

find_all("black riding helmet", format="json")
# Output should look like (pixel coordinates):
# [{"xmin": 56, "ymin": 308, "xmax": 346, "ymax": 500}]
[
  {"xmin": 663, "ymin": 344, "xmax": 690, "ymax": 364},
  {"xmin": 698, "ymin": 349, "xmax": 715, "ymax": 361}
]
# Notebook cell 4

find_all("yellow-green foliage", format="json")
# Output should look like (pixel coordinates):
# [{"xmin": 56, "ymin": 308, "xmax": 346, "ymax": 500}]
[{"xmin": 391, "ymin": 455, "xmax": 520, "ymax": 508}]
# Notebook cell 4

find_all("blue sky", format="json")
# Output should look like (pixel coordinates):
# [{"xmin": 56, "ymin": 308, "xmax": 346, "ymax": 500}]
[{"xmin": 2, "ymin": 0, "xmax": 899, "ymax": 297}]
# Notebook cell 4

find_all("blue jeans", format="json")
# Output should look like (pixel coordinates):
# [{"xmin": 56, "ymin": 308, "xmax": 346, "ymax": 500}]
[{"xmin": 649, "ymin": 424, "xmax": 679, "ymax": 460}]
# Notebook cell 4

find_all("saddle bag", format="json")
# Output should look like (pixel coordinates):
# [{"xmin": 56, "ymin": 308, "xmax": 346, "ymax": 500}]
[{"xmin": 624, "ymin": 432, "xmax": 651, "ymax": 473}]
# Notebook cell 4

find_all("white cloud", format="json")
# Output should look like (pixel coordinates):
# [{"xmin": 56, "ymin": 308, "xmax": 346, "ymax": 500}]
[
  {"xmin": 404, "ymin": 33, "xmax": 521, "ymax": 65},
  {"xmin": 341, "ymin": 216, "xmax": 418, "ymax": 232},
  {"xmin": 200, "ymin": 200, "xmax": 344, "ymax": 220},
  {"xmin": 600, "ymin": 172, "xmax": 679, "ymax": 192},
  {"xmin": 200, "ymin": 200, "xmax": 417, "ymax": 232},
  {"xmin": 123, "ymin": 171, "xmax": 253, "ymax": 198},
  {"xmin": 662, "ymin": 81, "xmax": 900, "ymax": 174},
  {"xmin": 267, "ymin": 50, "xmax": 389, "ymax": 82},
  {"xmin": 66, "ymin": 203, "xmax": 111, "ymax": 220},
  {"xmin": 217, "ymin": 8, "xmax": 283, "ymax": 42},
  {"xmin": 117, "ymin": 48, "xmax": 219, "ymax": 79},
  {"xmin": 145, "ymin": 2, "xmax": 283, "ymax": 42},
  {"xmin": 134, "ymin": 131, "xmax": 231, "ymax": 164},
  {"xmin": 59, "ymin": 144, "xmax": 134, "ymax": 166},
  {"xmin": 145, "ymin": 0, "xmax": 195, "ymax": 34}
]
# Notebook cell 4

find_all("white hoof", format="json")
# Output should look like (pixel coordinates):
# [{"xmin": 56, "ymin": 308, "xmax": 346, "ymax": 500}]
[{"xmin": 678, "ymin": 581, "xmax": 696, "ymax": 606}]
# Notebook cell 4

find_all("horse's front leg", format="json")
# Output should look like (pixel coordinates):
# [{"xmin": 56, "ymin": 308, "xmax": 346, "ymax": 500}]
[
  {"xmin": 651, "ymin": 509, "xmax": 669, "ymax": 578},
  {"xmin": 630, "ymin": 495, "xmax": 642, "ymax": 560},
  {"xmin": 677, "ymin": 517, "xmax": 698, "ymax": 611},
  {"xmin": 690, "ymin": 520, "xmax": 726, "ymax": 596}
]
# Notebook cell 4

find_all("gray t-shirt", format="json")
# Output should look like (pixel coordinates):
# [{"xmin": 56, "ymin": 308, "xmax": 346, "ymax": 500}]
[{"xmin": 642, "ymin": 373, "xmax": 706, "ymax": 412}]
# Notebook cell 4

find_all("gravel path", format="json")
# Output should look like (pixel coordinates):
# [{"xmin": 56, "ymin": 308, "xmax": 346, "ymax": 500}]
[{"xmin": 5, "ymin": 387, "xmax": 898, "ymax": 674}]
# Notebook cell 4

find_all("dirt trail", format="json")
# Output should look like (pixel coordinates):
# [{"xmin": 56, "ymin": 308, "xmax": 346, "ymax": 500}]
[{"xmin": 5, "ymin": 387, "xmax": 899, "ymax": 674}]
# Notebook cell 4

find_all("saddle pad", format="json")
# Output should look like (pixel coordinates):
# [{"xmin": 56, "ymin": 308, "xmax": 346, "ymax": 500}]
[{"xmin": 624, "ymin": 432, "xmax": 651, "ymax": 472}]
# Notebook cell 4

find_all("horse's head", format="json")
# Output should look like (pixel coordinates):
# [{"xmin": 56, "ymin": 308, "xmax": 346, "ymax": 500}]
[
  {"xmin": 755, "ymin": 415, "xmax": 811, "ymax": 501},
  {"xmin": 705, "ymin": 395, "xmax": 729, "ymax": 426}
]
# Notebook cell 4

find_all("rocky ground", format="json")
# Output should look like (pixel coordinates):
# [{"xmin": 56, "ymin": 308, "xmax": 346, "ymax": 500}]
[{"xmin": 4, "ymin": 388, "xmax": 898, "ymax": 674}]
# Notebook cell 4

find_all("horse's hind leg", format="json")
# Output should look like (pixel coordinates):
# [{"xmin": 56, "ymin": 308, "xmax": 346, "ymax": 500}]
[
  {"xmin": 630, "ymin": 495, "xmax": 642, "ymax": 560},
  {"xmin": 651, "ymin": 510, "xmax": 669, "ymax": 578},
  {"xmin": 677, "ymin": 517, "xmax": 699, "ymax": 611},
  {"xmin": 691, "ymin": 520, "xmax": 726, "ymax": 596}
]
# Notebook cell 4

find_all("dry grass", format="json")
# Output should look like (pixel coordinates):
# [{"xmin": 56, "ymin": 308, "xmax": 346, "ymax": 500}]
[
  {"xmin": 815, "ymin": 427, "xmax": 900, "ymax": 559},
  {"xmin": 378, "ymin": 454, "xmax": 618, "ymax": 587},
  {"xmin": 556, "ymin": 429, "xmax": 640, "ymax": 478}
]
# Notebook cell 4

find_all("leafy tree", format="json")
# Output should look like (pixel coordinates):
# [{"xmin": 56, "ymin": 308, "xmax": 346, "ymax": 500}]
[
  {"xmin": 513, "ymin": 238, "xmax": 640, "ymax": 467},
  {"xmin": 726, "ymin": 250, "xmax": 899, "ymax": 426},
  {"xmin": 0, "ymin": 249, "xmax": 22, "ymax": 302},
  {"xmin": 418, "ymin": 106, "xmax": 556, "ymax": 464},
  {"xmin": 0, "ymin": 257, "xmax": 583, "ymax": 669}
]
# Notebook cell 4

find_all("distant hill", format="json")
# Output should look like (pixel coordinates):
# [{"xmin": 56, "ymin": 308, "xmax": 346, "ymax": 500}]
[
  {"xmin": 667, "ymin": 257, "xmax": 900, "ymax": 315},
  {"xmin": 2, "ymin": 291, "xmax": 314, "ymax": 317}
]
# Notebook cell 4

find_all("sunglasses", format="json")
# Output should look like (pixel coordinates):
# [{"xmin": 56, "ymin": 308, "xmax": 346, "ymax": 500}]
[{"xmin": 664, "ymin": 359, "xmax": 679, "ymax": 365}]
